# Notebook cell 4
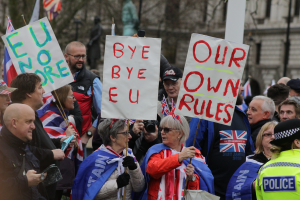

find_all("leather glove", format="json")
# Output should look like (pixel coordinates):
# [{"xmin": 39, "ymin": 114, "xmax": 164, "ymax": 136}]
[
  {"xmin": 122, "ymin": 156, "xmax": 137, "ymax": 170},
  {"xmin": 116, "ymin": 172, "xmax": 130, "ymax": 188}
]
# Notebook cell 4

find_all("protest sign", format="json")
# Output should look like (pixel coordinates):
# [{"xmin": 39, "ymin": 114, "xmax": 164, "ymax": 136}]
[
  {"xmin": 1, "ymin": 17, "xmax": 73, "ymax": 93},
  {"xmin": 101, "ymin": 35, "xmax": 161, "ymax": 120},
  {"xmin": 175, "ymin": 34, "xmax": 249, "ymax": 125}
]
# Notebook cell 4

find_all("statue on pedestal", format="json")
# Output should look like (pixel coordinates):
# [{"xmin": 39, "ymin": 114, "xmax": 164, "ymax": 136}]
[
  {"xmin": 122, "ymin": 0, "xmax": 139, "ymax": 36},
  {"xmin": 87, "ymin": 16, "xmax": 102, "ymax": 69}
]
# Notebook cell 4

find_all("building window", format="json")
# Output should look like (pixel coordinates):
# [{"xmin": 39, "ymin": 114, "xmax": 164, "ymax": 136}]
[
  {"xmin": 165, "ymin": 0, "xmax": 180, "ymax": 27},
  {"xmin": 223, "ymin": 1, "xmax": 228, "ymax": 21},
  {"xmin": 295, "ymin": 0, "xmax": 300, "ymax": 16},
  {"xmin": 202, "ymin": 1, "xmax": 208, "ymax": 22},
  {"xmin": 256, "ymin": 43, "xmax": 261, "ymax": 64},
  {"xmin": 266, "ymin": 0, "xmax": 272, "ymax": 18}
]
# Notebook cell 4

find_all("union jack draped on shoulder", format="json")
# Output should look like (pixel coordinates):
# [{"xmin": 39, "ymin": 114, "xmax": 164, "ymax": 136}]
[{"xmin": 39, "ymin": 95, "xmax": 83, "ymax": 166}]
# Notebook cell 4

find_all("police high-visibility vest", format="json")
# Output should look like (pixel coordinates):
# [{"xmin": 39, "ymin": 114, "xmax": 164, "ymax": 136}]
[{"xmin": 255, "ymin": 149, "xmax": 300, "ymax": 200}]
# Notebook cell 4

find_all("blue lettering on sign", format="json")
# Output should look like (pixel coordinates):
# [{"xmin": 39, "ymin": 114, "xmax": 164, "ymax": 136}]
[{"xmin": 263, "ymin": 176, "xmax": 296, "ymax": 192}]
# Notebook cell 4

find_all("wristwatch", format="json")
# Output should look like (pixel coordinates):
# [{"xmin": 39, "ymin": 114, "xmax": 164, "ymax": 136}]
[{"xmin": 86, "ymin": 131, "xmax": 93, "ymax": 138}]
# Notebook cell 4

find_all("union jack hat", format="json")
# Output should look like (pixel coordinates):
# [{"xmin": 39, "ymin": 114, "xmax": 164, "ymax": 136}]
[{"xmin": 0, "ymin": 80, "xmax": 17, "ymax": 95}]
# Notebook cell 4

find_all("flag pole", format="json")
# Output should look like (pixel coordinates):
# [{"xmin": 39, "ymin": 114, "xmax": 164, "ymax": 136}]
[
  {"xmin": 123, "ymin": 119, "xmax": 130, "ymax": 200},
  {"xmin": 182, "ymin": 118, "xmax": 201, "ymax": 200},
  {"xmin": 21, "ymin": 15, "xmax": 27, "ymax": 25}
]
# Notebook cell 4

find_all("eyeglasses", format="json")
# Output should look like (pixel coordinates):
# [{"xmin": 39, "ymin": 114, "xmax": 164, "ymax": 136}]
[
  {"xmin": 159, "ymin": 127, "xmax": 178, "ymax": 133},
  {"xmin": 67, "ymin": 96, "xmax": 75, "ymax": 99},
  {"xmin": 67, "ymin": 53, "xmax": 86, "ymax": 60},
  {"xmin": 117, "ymin": 131, "xmax": 127, "ymax": 136},
  {"xmin": 263, "ymin": 133, "xmax": 274, "ymax": 138}
]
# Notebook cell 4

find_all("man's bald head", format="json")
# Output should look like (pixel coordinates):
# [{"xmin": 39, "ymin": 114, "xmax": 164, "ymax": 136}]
[
  {"xmin": 277, "ymin": 77, "xmax": 291, "ymax": 85},
  {"xmin": 64, "ymin": 41, "xmax": 85, "ymax": 54},
  {"xmin": 3, "ymin": 104, "xmax": 35, "ymax": 142}
]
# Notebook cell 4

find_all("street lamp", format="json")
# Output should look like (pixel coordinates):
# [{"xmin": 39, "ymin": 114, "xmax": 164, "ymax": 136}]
[
  {"xmin": 283, "ymin": 0, "xmax": 292, "ymax": 77},
  {"xmin": 74, "ymin": 16, "xmax": 82, "ymax": 41}
]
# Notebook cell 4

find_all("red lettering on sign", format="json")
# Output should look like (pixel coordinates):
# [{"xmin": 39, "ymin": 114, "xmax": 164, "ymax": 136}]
[
  {"xmin": 138, "ymin": 69, "xmax": 146, "ymax": 79},
  {"xmin": 129, "ymin": 89, "xmax": 139, "ymax": 104},
  {"xmin": 184, "ymin": 71, "xmax": 204, "ymax": 92},
  {"xmin": 194, "ymin": 99, "xmax": 206, "ymax": 115},
  {"xmin": 223, "ymin": 104, "xmax": 234, "ymax": 123},
  {"xmin": 207, "ymin": 77, "xmax": 222, "ymax": 93},
  {"xmin": 109, "ymin": 87, "xmax": 118, "ymax": 103},
  {"xmin": 228, "ymin": 48, "xmax": 246, "ymax": 67},
  {"xmin": 206, "ymin": 100, "xmax": 214, "ymax": 118},
  {"xmin": 113, "ymin": 43, "xmax": 124, "ymax": 58},
  {"xmin": 193, "ymin": 40, "xmax": 211, "ymax": 63},
  {"xmin": 126, "ymin": 67, "xmax": 133, "ymax": 79},
  {"xmin": 178, "ymin": 94, "xmax": 194, "ymax": 111},
  {"xmin": 215, "ymin": 45, "xmax": 228, "ymax": 65},
  {"xmin": 215, "ymin": 103, "xmax": 225, "ymax": 121},
  {"xmin": 128, "ymin": 45, "xmax": 136, "ymax": 59},
  {"xmin": 223, "ymin": 79, "xmax": 240, "ymax": 97},
  {"xmin": 112, "ymin": 65, "xmax": 121, "ymax": 79},
  {"xmin": 142, "ymin": 46, "xmax": 150, "ymax": 59}
]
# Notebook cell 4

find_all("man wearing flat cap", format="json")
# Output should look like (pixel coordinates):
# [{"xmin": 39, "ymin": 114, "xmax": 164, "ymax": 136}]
[
  {"xmin": 287, "ymin": 78, "xmax": 300, "ymax": 97},
  {"xmin": 256, "ymin": 118, "xmax": 300, "ymax": 199}
]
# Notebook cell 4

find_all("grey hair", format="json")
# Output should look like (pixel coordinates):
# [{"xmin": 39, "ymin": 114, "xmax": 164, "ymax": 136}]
[
  {"xmin": 98, "ymin": 119, "xmax": 126, "ymax": 146},
  {"xmin": 288, "ymin": 96, "xmax": 300, "ymax": 107},
  {"xmin": 160, "ymin": 115, "xmax": 190, "ymax": 144},
  {"xmin": 253, "ymin": 96, "xmax": 275, "ymax": 119}
]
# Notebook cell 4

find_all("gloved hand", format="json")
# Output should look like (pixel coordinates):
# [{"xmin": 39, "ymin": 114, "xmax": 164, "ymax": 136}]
[
  {"xmin": 122, "ymin": 156, "xmax": 137, "ymax": 170},
  {"xmin": 116, "ymin": 172, "xmax": 130, "ymax": 188}
]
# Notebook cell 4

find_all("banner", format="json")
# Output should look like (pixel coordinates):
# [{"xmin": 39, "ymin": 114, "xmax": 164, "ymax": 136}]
[
  {"xmin": 101, "ymin": 35, "xmax": 161, "ymax": 120},
  {"xmin": 176, "ymin": 34, "xmax": 249, "ymax": 125},
  {"xmin": 1, "ymin": 17, "xmax": 73, "ymax": 93}
]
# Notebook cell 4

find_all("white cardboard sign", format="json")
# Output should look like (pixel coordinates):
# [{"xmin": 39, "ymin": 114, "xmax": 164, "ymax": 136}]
[
  {"xmin": 175, "ymin": 34, "xmax": 249, "ymax": 125},
  {"xmin": 101, "ymin": 35, "xmax": 161, "ymax": 120},
  {"xmin": 1, "ymin": 17, "xmax": 73, "ymax": 93}
]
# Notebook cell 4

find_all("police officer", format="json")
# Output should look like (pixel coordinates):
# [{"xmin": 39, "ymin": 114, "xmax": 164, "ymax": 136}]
[{"xmin": 255, "ymin": 118, "xmax": 300, "ymax": 199}]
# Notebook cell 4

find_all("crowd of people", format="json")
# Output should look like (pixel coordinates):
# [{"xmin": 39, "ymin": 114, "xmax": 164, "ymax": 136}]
[{"xmin": 1, "ymin": 38, "xmax": 300, "ymax": 200}]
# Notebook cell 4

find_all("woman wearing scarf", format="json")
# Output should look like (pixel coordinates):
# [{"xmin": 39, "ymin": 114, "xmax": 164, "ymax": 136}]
[
  {"xmin": 72, "ymin": 118, "xmax": 145, "ymax": 200},
  {"xmin": 136, "ymin": 115, "xmax": 214, "ymax": 200},
  {"xmin": 226, "ymin": 121, "xmax": 277, "ymax": 200},
  {"xmin": 38, "ymin": 85, "xmax": 82, "ymax": 199},
  {"xmin": 256, "ymin": 119, "xmax": 300, "ymax": 199}
]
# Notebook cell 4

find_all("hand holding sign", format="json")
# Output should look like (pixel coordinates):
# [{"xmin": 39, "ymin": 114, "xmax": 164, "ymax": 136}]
[{"xmin": 175, "ymin": 34, "xmax": 249, "ymax": 125}]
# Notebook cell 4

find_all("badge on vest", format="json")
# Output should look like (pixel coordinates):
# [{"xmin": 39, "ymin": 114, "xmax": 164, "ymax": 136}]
[
  {"xmin": 263, "ymin": 176, "xmax": 296, "ymax": 192},
  {"xmin": 78, "ymin": 86, "xmax": 84, "ymax": 91}
]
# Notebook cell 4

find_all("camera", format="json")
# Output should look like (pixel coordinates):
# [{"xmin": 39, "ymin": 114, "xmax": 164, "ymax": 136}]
[{"xmin": 143, "ymin": 120, "xmax": 156, "ymax": 133}]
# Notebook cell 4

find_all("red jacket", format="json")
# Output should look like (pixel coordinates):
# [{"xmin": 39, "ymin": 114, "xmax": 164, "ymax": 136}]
[{"xmin": 146, "ymin": 148, "xmax": 204, "ymax": 200}]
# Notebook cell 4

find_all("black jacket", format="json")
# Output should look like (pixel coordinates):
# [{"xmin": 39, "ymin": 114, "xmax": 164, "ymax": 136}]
[
  {"xmin": 0, "ymin": 125, "xmax": 52, "ymax": 200},
  {"xmin": 29, "ymin": 112, "xmax": 59, "ymax": 199},
  {"xmin": 250, "ymin": 119, "xmax": 272, "ymax": 146}
]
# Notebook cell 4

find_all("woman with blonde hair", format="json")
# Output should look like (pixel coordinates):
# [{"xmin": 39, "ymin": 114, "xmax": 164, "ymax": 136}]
[{"xmin": 226, "ymin": 121, "xmax": 277, "ymax": 200}]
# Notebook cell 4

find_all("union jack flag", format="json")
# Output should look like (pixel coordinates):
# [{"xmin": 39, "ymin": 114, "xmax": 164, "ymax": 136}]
[
  {"xmin": 40, "ymin": 104, "xmax": 83, "ymax": 168},
  {"xmin": 219, "ymin": 130, "xmax": 247, "ymax": 153},
  {"xmin": 4, "ymin": 18, "xmax": 18, "ymax": 86},
  {"xmin": 43, "ymin": 0, "xmax": 61, "ymax": 21},
  {"xmin": 125, "ymin": 119, "xmax": 135, "ymax": 125},
  {"xmin": 171, "ymin": 99, "xmax": 182, "ymax": 123},
  {"xmin": 161, "ymin": 95, "xmax": 169, "ymax": 116}
]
